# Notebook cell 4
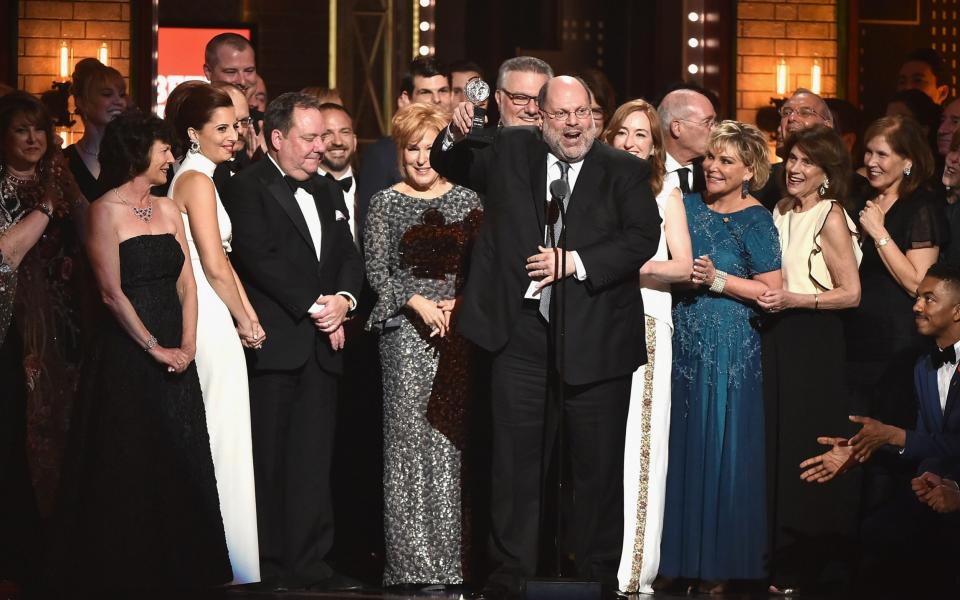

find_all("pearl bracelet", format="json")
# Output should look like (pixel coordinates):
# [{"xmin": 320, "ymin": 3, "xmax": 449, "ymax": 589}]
[{"xmin": 709, "ymin": 270, "xmax": 728, "ymax": 294}]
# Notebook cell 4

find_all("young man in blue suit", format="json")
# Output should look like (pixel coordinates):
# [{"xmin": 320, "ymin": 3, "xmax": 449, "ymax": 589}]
[{"xmin": 801, "ymin": 263, "xmax": 960, "ymax": 595}]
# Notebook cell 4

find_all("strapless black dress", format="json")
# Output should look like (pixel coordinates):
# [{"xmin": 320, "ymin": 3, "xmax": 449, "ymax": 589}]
[{"xmin": 54, "ymin": 234, "xmax": 231, "ymax": 590}]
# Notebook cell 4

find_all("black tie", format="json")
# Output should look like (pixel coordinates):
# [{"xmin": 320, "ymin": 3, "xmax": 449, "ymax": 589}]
[
  {"xmin": 676, "ymin": 167, "xmax": 691, "ymax": 195},
  {"xmin": 324, "ymin": 172, "xmax": 353, "ymax": 193},
  {"xmin": 225, "ymin": 159, "xmax": 242, "ymax": 174},
  {"xmin": 932, "ymin": 345, "xmax": 957, "ymax": 369},
  {"xmin": 284, "ymin": 175, "xmax": 311, "ymax": 194},
  {"xmin": 540, "ymin": 161, "xmax": 570, "ymax": 322}
]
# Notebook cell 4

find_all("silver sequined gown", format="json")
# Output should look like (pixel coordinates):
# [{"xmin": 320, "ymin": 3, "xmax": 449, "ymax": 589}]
[{"xmin": 364, "ymin": 185, "xmax": 482, "ymax": 586}]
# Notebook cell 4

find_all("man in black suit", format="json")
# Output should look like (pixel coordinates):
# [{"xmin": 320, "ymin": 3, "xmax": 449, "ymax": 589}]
[
  {"xmin": 431, "ymin": 76, "xmax": 661, "ymax": 595},
  {"xmin": 222, "ymin": 92, "xmax": 364, "ymax": 592}
]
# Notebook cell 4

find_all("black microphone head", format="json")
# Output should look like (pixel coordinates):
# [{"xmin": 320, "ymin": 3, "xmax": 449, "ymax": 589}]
[{"xmin": 549, "ymin": 178, "xmax": 570, "ymax": 200}]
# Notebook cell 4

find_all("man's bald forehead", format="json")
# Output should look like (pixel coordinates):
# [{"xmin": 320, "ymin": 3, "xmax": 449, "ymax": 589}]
[{"xmin": 789, "ymin": 90, "xmax": 832, "ymax": 121}]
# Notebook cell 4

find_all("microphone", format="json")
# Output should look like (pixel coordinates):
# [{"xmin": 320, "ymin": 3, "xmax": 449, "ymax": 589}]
[{"xmin": 549, "ymin": 178, "xmax": 570, "ymax": 202}]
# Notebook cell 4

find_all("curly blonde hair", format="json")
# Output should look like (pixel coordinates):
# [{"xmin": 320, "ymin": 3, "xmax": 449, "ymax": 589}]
[
  {"xmin": 708, "ymin": 120, "xmax": 771, "ymax": 190},
  {"xmin": 602, "ymin": 99, "xmax": 666, "ymax": 196}
]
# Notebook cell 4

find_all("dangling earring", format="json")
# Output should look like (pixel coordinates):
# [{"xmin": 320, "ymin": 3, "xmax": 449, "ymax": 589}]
[
  {"xmin": 189, "ymin": 139, "xmax": 200, "ymax": 154},
  {"xmin": 818, "ymin": 176, "xmax": 830, "ymax": 197},
  {"xmin": 741, "ymin": 180, "xmax": 750, "ymax": 199},
  {"xmin": 903, "ymin": 164, "xmax": 912, "ymax": 176}
]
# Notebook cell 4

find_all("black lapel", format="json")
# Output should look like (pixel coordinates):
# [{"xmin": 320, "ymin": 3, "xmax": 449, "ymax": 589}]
[
  {"xmin": 266, "ymin": 173, "xmax": 318, "ymax": 257},
  {"xmin": 565, "ymin": 141, "xmax": 604, "ymax": 222},
  {"xmin": 692, "ymin": 156, "xmax": 706, "ymax": 193},
  {"xmin": 528, "ymin": 140, "xmax": 548, "ymax": 238}
]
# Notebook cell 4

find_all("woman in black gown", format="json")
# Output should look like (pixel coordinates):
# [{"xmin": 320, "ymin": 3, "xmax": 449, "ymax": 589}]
[
  {"xmin": 844, "ymin": 114, "xmax": 946, "ymax": 589},
  {"xmin": 54, "ymin": 112, "xmax": 231, "ymax": 593}
]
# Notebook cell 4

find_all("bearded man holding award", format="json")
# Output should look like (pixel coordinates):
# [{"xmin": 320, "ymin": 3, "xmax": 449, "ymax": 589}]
[{"xmin": 430, "ymin": 75, "xmax": 661, "ymax": 598}]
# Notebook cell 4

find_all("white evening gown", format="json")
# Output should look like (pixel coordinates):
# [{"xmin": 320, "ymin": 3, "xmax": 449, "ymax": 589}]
[
  {"xmin": 170, "ymin": 151, "xmax": 260, "ymax": 585},
  {"xmin": 617, "ymin": 187, "xmax": 674, "ymax": 594}
]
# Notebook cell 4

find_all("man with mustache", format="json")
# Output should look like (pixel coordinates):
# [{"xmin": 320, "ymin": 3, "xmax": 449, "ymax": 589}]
[{"xmin": 432, "ymin": 75, "xmax": 661, "ymax": 598}]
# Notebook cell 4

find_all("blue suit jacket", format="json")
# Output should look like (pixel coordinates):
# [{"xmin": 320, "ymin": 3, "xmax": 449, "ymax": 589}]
[{"xmin": 902, "ymin": 353, "xmax": 960, "ymax": 474}]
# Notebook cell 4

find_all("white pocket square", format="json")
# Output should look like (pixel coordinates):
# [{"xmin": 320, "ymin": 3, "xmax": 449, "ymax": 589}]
[{"xmin": 335, "ymin": 210, "xmax": 348, "ymax": 221}]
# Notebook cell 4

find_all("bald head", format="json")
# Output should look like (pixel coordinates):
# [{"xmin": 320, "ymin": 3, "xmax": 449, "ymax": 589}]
[
  {"xmin": 779, "ymin": 89, "xmax": 833, "ymax": 143},
  {"xmin": 657, "ymin": 89, "xmax": 716, "ymax": 164}
]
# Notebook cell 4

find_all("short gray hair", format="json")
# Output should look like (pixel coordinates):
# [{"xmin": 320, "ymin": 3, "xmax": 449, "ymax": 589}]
[{"xmin": 496, "ymin": 56, "xmax": 554, "ymax": 89}]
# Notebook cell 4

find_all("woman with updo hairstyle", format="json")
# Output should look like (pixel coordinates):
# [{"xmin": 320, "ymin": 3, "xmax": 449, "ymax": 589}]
[
  {"xmin": 364, "ymin": 103, "xmax": 482, "ymax": 587},
  {"xmin": 65, "ymin": 58, "xmax": 126, "ymax": 201},
  {"xmin": 759, "ymin": 125, "xmax": 863, "ymax": 595},
  {"xmin": 166, "ymin": 82, "xmax": 263, "ymax": 585},
  {"xmin": 660, "ymin": 120, "xmax": 782, "ymax": 593},
  {"xmin": 53, "ymin": 111, "xmax": 231, "ymax": 593},
  {"xmin": 604, "ymin": 97, "xmax": 693, "ymax": 594}
]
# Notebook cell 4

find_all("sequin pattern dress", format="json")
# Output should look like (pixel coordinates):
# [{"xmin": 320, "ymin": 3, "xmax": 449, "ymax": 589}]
[
  {"xmin": 660, "ymin": 193, "xmax": 781, "ymax": 581},
  {"xmin": 364, "ymin": 185, "xmax": 482, "ymax": 586}
]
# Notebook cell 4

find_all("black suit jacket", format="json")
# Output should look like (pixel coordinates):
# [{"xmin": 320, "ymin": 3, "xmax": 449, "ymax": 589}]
[
  {"xmin": 430, "ymin": 127, "xmax": 662, "ymax": 385},
  {"xmin": 222, "ymin": 157, "xmax": 364, "ymax": 373},
  {"xmin": 356, "ymin": 136, "xmax": 401, "ymax": 242}
]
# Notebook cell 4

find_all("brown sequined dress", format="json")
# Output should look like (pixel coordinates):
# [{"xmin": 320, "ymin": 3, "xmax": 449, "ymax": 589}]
[{"xmin": 364, "ymin": 184, "xmax": 482, "ymax": 586}]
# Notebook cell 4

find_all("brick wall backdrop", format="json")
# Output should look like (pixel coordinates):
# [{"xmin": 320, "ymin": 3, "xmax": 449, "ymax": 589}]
[
  {"xmin": 17, "ymin": 0, "xmax": 131, "ymax": 139},
  {"xmin": 736, "ymin": 0, "xmax": 838, "ymax": 124}
]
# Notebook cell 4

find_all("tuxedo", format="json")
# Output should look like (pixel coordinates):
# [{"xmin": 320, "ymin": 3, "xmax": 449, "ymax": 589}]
[
  {"xmin": 430, "ymin": 127, "xmax": 661, "ymax": 590},
  {"xmin": 222, "ymin": 156, "xmax": 363, "ymax": 587},
  {"xmin": 903, "ymin": 345, "xmax": 960, "ymax": 475},
  {"xmin": 212, "ymin": 149, "xmax": 253, "ymax": 201}
]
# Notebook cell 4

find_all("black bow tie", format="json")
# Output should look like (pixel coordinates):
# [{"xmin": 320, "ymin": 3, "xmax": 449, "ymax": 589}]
[
  {"xmin": 284, "ymin": 175, "xmax": 312, "ymax": 194},
  {"xmin": 324, "ymin": 172, "xmax": 353, "ymax": 193},
  {"xmin": 225, "ymin": 159, "xmax": 242, "ymax": 174},
  {"xmin": 932, "ymin": 345, "xmax": 957, "ymax": 369}
]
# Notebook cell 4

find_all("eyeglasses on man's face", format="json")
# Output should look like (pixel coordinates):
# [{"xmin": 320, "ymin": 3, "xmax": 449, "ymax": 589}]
[
  {"xmin": 779, "ymin": 106, "xmax": 824, "ymax": 120},
  {"xmin": 234, "ymin": 117, "xmax": 253, "ymax": 130},
  {"xmin": 499, "ymin": 89, "xmax": 538, "ymax": 106},
  {"xmin": 677, "ymin": 116, "xmax": 716, "ymax": 129},
  {"xmin": 541, "ymin": 106, "xmax": 593, "ymax": 121}
]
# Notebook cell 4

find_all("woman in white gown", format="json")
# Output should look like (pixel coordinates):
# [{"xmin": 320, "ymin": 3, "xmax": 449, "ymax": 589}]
[
  {"xmin": 167, "ymin": 82, "xmax": 263, "ymax": 585},
  {"xmin": 603, "ymin": 99, "xmax": 693, "ymax": 594}
]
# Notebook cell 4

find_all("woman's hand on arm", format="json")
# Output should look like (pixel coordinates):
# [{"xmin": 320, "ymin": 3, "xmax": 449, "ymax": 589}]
[
  {"xmin": 407, "ymin": 294, "xmax": 448, "ymax": 337},
  {"xmin": 639, "ymin": 188, "xmax": 693, "ymax": 283},
  {"xmin": 860, "ymin": 199, "xmax": 936, "ymax": 296},
  {"xmin": 692, "ymin": 254, "xmax": 782, "ymax": 303}
]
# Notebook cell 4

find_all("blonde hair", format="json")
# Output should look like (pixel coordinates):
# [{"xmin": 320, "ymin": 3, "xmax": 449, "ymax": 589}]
[
  {"xmin": 390, "ymin": 103, "xmax": 451, "ymax": 159},
  {"xmin": 301, "ymin": 86, "xmax": 342, "ymax": 106},
  {"xmin": 708, "ymin": 120, "xmax": 771, "ymax": 190},
  {"xmin": 602, "ymin": 99, "xmax": 666, "ymax": 196},
  {"xmin": 70, "ymin": 58, "xmax": 124, "ymax": 118}
]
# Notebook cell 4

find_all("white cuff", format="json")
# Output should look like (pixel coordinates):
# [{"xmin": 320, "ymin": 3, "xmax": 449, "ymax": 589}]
[
  {"xmin": 570, "ymin": 250, "xmax": 587, "ymax": 281},
  {"xmin": 308, "ymin": 292, "xmax": 357, "ymax": 315}
]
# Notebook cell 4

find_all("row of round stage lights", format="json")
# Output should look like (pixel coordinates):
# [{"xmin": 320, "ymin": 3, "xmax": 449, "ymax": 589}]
[
  {"xmin": 416, "ymin": 0, "xmax": 436, "ymax": 58},
  {"xmin": 686, "ymin": 10, "xmax": 704, "ymax": 77}
]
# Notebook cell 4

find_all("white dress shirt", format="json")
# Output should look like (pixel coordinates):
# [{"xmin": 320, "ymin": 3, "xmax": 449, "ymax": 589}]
[
  {"xmin": 318, "ymin": 166, "xmax": 358, "ymax": 242},
  {"xmin": 936, "ymin": 341, "xmax": 960, "ymax": 413},
  {"xmin": 267, "ymin": 156, "xmax": 356, "ymax": 314},
  {"xmin": 663, "ymin": 151, "xmax": 695, "ymax": 197},
  {"xmin": 545, "ymin": 153, "xmax": 587, "ymax": 280}
]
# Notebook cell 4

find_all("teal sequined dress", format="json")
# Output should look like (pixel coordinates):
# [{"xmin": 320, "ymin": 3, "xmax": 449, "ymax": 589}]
[{"xmin": 660, "ymin": 193, "xmax": 781, "ymax": 580}]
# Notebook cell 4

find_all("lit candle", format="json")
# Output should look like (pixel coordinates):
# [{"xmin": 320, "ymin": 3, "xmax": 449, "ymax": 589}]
[
  {"xmin": 98, "ymin": 43, "xmax": 109, "ymax": 66},
  {"xmin": 776, "ymin": 58, "xmax": 789, "ymax": 96},
  {"xmin": 811, "ymin": 59, "xmax": 822, "ymax": 95},
  {"xmin": 59, "ymin": 41, "xmax": 69, "ymax": 80}
]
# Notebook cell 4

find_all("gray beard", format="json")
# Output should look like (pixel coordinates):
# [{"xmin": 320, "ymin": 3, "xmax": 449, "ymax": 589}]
[{"xmin": 543, "ymin": 126, "xmax": 595, "ymax": 163}]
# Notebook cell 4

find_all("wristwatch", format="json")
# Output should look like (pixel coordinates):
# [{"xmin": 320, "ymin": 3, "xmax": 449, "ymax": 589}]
[
  {"xmin": 875, "ymin": 236, "xmax": 890, "ymax": 248},
  {"xmin": 34, "ymin": 202, "xmax": 53, "ymax": 219}
]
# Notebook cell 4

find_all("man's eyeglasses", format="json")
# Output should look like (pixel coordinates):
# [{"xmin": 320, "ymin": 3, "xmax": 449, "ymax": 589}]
[
  {"xmin": 499, "ymin": 89, "xmax": 538, "ymax": 106},
  {"xmin": 677, "ymin": 117, "xmax": 716, "ymax": 129},
  {"xmin": 541, "ymin": 107, "xmax": 593, "ymax": 121},
  {"xmin": 234, "ymin": 117, "xmax": 253, "ymax": 130},
  {"xmin": 779, "ymin": 106, "xmax": 824, "ymax": 120}
]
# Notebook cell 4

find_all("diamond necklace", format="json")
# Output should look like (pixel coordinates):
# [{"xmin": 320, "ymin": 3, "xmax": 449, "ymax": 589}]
[{"xmin": 114, "ymin": 187, "xmax": 153, "ymax": 222}]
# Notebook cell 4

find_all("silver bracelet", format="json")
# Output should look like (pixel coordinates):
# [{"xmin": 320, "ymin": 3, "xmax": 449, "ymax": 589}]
[
  {"xmin": 144, "ymin": 335, "xmax": 158, "ymax": 351},
  {"xmin": 709, "ymin": 270, "xmax": 728, "ymax": 294}
]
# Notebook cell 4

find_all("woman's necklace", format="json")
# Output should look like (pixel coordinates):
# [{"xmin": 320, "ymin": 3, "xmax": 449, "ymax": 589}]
[
  {"xmin": 3, "ymin": 167, "xmax": 39, "ymax": 186},
  {"xmin": 114, "ymin": 187, "xmax": 153, "ymax": 222}
]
